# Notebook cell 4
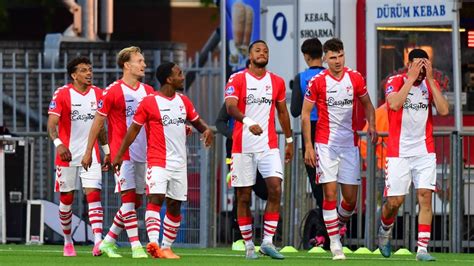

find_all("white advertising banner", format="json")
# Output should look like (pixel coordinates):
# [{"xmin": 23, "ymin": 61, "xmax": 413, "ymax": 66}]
[
  {"xmin": 297, "ymin": 0, "xmax": 334, "ymax": 71},
  {"xmin": 265, "ymin": 4, "xmax": 295, "ymax": 86}
]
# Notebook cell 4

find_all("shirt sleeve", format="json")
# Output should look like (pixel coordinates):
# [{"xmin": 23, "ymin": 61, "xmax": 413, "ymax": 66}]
[
  {"xmin": 97, "ymin": 86, "xmax": 115, "ymax": 116},
  {"xmin": 354, "ymin": 73, "xmax": 368, "ymax": 97},
  {"xmin": 276, "ymin": 77, "xmax": 286, "ymax": 102},
  {"xmin": 385, "ymin": 75, "xmax": 403, "ymax": 96},
  {"xmin": 132, "ymin": 97, "xmax": 149, "ymax": 126},
  {"xmin": 224, "ymin": 72, "xmax": 243, "ymax": 100},
  {"xmin": 304, "ymin": 76, "xmax": 318, "ymax": 103},
  {"xmin": 290, "ymin": 73, "xmax": 302, "ymax": 117},
  {"xmin": 182, "ymin": 95, "xmax": 200, "ymax": 122},
  {"xmin": 48, "ymin": 88, "xmax": 63, "ymax": 116}
]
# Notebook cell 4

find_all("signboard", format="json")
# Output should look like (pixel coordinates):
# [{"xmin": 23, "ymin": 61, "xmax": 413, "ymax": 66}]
[
  {"xmin": 265, "ymin": 4, "xmax": 295, "ymax": 86},
  {"xmin": 225, "ymin": 0, "xmax": 260, "ymax": 78},
  {"xmin": 297, "ymin": 0, "xmax": 334, "ymax": 71}
]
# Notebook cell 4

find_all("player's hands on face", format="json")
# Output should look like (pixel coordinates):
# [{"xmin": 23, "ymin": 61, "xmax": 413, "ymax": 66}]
[
  {"xmin": 57, "ymin": 144, "xmax": 72, "ymax": 162},
  {"xmin": 423, "ymin": 59, "xmax": 433, "ymax": 80},
  {"xmin": 81, "ymin": 151, "xmax": 92, "ymax": 171},
  {"xmin": 407, "ymin": 59, "xmax": 423, "ymax": 82},
  {"xmin": 112, "ymin": 155, "xmax": 123, "ymax": 174},
  {"xmin": 102, "ymin": 154, "xmax": 111, "ymax": 172},
  {"xmin": 248, "ymin": 124, "xmax": 263, "ymax": 135},
  {"xmin": 304, "ymin": 146, "xmax": 317, "ymax": 168},
  {"xmin": 201, "ymin": 128, "xmax": 214, "ymax": 148},
  {"xmin": 368, "ymin": 126, "xmax": 378, "ymax": 144},
  {"xmin": 284, "ymin": 142, "xmax": 294, "ymax": 163}
]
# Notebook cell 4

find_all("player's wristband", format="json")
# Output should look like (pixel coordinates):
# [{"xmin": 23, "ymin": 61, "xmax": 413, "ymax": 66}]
[
  {"xmin": 286, "ymin": 137, "xmax": 293, "ymax": 144},
  {"xmin": 101, "ymin": 144, "xmax": 110, "ymax": 155},
  {"xmin": 242, "ymin": 116, "xmax": 257, "ymax": 127},
  {"xmin": 53, "ymin": 138, "xmax": 63, "ymax": 147}
]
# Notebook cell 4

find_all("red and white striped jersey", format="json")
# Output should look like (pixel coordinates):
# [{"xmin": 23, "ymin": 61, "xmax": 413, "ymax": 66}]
[
  {"xmin": 132, "ymin": 91, "xmax": 199, "ymax": 170},
  {"xmin": 304, "ymin": 67, "xmax": 368, "ymax": 147},
  {"xmin": 48, "ymin": 84, "xmax": 102, "ymax": 166},
  {"xmin": 385, "ymin": 74, "xmax": 435, "ymax": 157},
  {"xmin": 224, "ymin": 69, "xmax": 286, "ymax": 153},
  {"xmin": 97, "ymin": 80, "xmax": 154, "ymax": 162}
]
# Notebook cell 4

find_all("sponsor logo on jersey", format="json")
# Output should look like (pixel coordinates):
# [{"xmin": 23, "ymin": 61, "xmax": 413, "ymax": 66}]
[
  {"xmin": 403, "ymin": 98, "xmax": 429, "ymax": 111},
  {"xmin": 71, "ymin": 110, "xmax": 95, "ymax": 122},
  {"xmin": 245, "ymin": 94, "xmax": 272, "ymax": 105},
  {"xmin": 247, "ymin": 87, "xmax": 257, "ymax": 91},
  {"xmin": 305, "ymin": 89, "xmax": 312, "ymax": 97},
  {"xmin": 159, "ymin": 115, "xmax": 186, "ymax": 127},
  {"xmin": 49, "ymin": 101, "xmax": 56, "ymax": 110},
  {"xmin": 327, "ymin": 97, "xmax": 353, "ymax": 107},
  {"xmin": 97, "ymin": 99, "xmax": 104, "ymax": 109},
  {"xmin": 386, "ymin": 85, "xmax": 394, "ymax": 94},
  {"xmin": 225, "ymin": 86, "xmax": 235, "ymax": 95}
]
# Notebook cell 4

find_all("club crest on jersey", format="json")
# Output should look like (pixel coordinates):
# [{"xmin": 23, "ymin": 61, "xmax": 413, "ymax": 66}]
[
  {"xmin": 386, "ymin": 85, "xmax": 394, "ymax": 95},
  {"xmin": 346, "ymin": 86, "xmax": 353, "ymax": 96},
  {"xmin": 49, "ymin": 101, "xmax": 56, "ymax": 110},
  {"xmin": 179, "ymin": 105, "xmax": 184, "ymax": 112},
  {"xmin": 90, "ymin": 101, "xmax": 96, "ymax": 108},
  {"xmin": 265, "ymin": 85, "xmax": 272, "ymax": 95},
  {"xmin": 225, "ymin": 86, "xmax": 235, "ymax": 96}
]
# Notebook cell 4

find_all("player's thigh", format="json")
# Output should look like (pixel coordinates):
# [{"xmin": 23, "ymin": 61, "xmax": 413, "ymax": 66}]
[
  {"xmin": 114, "ymin": 160, "xmax": 137, "ymax": 193},
  {"xmin": 231, "ymin": 153, "xmax": 257, "ymax": 187},
  {"xmin": 79, "ymin": 163, "xmax": 102, "ymax": 190},
  {"xmin": 256, "ymin": 149, "xmax": 283, "ymax": 179},
  {"xmin": 385, "ymin": 157, "xmax": 411, "ymax": 197},
  {"xmin": 411, "ymin": 153, "xmax": 437, "ymax": 191},
  {"xmin": 55, "ymin": 166, "xmax": 79, "ymax": 192},
  {"xmin": 314, "ymin": 143, "xmax": 339, "ymax": 184},
  {"xmin": 146, "ymin": 166, "xmax": 170, "ymax": 196},
  {"xmin": 167, "ymin": 169, "xmax": 188, "ymax": 201},
  {"xmin": 133, "ymin": 162, "xmax": 147, "ymax": 194},
  {"xmin": 338, "ymin": 146, "xmax": 361, "ymax": 185}
]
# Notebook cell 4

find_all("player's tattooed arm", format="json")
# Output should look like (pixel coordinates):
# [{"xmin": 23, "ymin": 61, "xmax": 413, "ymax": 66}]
[{"xmin": 47, "ymin": 114, "xmax": 72, "ymax": 162}]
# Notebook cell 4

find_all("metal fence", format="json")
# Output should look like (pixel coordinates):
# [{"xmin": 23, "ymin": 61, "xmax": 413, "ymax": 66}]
[{"xmin": 1, "ymin": 48, "xmax": 473, "ymax": 252}]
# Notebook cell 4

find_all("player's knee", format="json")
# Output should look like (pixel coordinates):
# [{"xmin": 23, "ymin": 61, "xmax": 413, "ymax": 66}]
[
  {"xmin": 60, "ymin": 192, "xmax": 74, "ymax": 205},
  {"xmin": 85, "ymin": 190, "xmax": 101, "ymax": 203},
  {"xmin": 237, "ymin": 193, "xmax": 251, "ymax": 205},
  {"xmin": 386, "ymin": 197, "xmax": 403, "ymax": 211}
]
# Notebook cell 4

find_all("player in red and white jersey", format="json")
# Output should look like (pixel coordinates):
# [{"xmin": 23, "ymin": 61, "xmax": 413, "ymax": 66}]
[
  {"xmin": 82, "ymin": 47, "xmax": 151, "ymax": 258},
  {"xmin": 112, "ymin": 62, "xmax": 213, "ymax": 259},
  {"xmin": 47, "ymin": 56, "xmax": 109, "ymax": 257},
  {"xmin": 225, "ymin": 40, "xmax": 293, "ymax": 260},
  {"xmin": 302, "ymin": 38, "xmax": 376, "ymax": 260},
  {"xmin": 377, "ymin": 49, "xmax": 449, "ymax": 261}
]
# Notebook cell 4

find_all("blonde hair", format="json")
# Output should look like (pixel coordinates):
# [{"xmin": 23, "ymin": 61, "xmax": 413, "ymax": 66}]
[{"xmin": 116, "ymin": 46, "xmax": 142, "ymax": 69}]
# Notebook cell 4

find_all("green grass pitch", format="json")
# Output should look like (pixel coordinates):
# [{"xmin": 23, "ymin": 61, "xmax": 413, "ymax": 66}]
[{"xmin": 0, "ymin": 244, "xmax": 473, "ymax": 265}]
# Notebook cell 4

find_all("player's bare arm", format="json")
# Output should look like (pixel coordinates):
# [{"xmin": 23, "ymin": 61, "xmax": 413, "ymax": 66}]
[
  {"xmin": 190, "ymin": 118, "xmax": 214, "ymax": 147},
  {"xmin": 112, "ymin": 122, "xmax": 142, "ymax": 173},
  {"xmin": 225, "ymin": 97, "xmax": 263, "ymax": 135},
  {"xmin": 387, "ymin": 59, "xmax": 423, "ymax": 111},
  {"xmin": 47, "ymin": 114, "xmax": 72, "ymax": 162},
  {"xmin": 301, "ymin": 99, "xmax": 316, "ymax": 167},
  {"xmin": 423, "ymin": 59, "xmax": 449, "ymax": 116},
  {"xmin": 275, "ymin": 100, "xmax": 294, "ymax": 163},
  {"xmin": 98, "ymin": 125, "xmax": 110, "ymax": 171},
  {"xmin": 359, "ymin": 94, "xmax": 378, "ymax": 144},
  {"xmin": 81, "ymin": 113, "xmax": 106, "ymax": 170}
]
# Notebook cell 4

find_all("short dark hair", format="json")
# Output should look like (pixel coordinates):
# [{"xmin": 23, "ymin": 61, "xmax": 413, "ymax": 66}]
[
  {"xmin": 248, "ymin": 39, "xmax": 267, "ymax": 53},
  {"xmin": 301, "ymin": 38, "xmax": 322, "ymax": 59},
  {"xmin": 155, "ymin": 61, "xmax": 176, "ymax": 86},
  {"xmin": 67, "ymin": 56, "xmax": 91, "ymax": 79},
  {"xmin": 408, "ymin": 48, "xmax": 429, "ymax": 61},
  {"xmin": 323, "ymin": 38, "xmax": 344, "ymax": 53}
]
